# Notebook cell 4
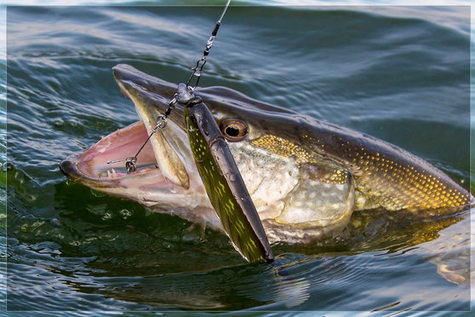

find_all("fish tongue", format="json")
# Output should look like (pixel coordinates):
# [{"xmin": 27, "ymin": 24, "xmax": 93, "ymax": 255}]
[{"xmin": 135, "ymin": 102, "xmax": 190, "ymax": 190}]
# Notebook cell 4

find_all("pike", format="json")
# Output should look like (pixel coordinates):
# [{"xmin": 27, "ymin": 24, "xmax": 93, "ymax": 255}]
[{"xmin": 60, "ymin": 64, "xmax": 472, "ymax": 244}]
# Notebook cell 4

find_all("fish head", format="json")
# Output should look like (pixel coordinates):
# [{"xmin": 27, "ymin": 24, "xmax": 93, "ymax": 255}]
[{"xmin": 60, "ymin": 64, "xmax": 355, "ymax": 242}]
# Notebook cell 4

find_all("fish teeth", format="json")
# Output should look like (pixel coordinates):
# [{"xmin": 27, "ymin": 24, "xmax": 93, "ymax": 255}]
[
  {"xmin": 98, "ymin": 171, "xmax": 108, "ymax": 178},
  {"xmin": 106, "ymin": 169, "xmax": 118, "ymax": 179}
]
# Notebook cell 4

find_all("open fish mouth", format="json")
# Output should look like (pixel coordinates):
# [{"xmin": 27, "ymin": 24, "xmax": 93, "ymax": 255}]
[
  {"xmin": 59, "ymin": 118, "xmax": 217, "ymax": 222},
  {"xmin": 59, "ymin": 65, "xmax": 203, "ymax": 202},
  {"xmin": 59, "ymin": 121, "xmax": 188, "ymax": 193},
  {"xmin": 60, "ymin": 121, "xmax": 157, "ymax": 182}
]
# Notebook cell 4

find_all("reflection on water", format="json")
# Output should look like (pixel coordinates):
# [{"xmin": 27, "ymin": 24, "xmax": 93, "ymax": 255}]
[
  {"xmin": 4, "ymin": 4, "xmax": 472, "ymax": 313},
  {"xmin": 4, "ymin": 164, "xmax": 471, "ymax": 311}
]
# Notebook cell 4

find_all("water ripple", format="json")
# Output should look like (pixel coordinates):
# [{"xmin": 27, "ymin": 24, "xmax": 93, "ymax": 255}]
[{"xmin": 3, "ymin": 4, "xmax": 471, "ymax": 313}]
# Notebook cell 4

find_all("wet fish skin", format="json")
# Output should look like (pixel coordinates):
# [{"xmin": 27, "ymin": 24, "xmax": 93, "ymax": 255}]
[
  {"xmin": 60, "ymin": 64, "xmax": 472, "ymax": 244},
  {"xmin": 111, "ymin": 64, "xmax": 471, "ymax": 213}
]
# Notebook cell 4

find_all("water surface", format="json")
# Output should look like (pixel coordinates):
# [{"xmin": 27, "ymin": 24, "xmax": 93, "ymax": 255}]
[{"xmin": 3, "ymin": 4, "xmax": 472, "ymax": 314}]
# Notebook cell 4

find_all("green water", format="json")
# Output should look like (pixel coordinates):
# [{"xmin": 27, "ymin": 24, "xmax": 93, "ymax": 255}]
[{"xmin": 3, "ymin": 4, "xmax": 472, "ymax": 314}]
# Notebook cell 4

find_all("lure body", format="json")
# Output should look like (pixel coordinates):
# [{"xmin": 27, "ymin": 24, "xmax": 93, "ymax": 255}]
[{"xmin": 177, "ymin": 84, "xmax": 273, "ymax": 263}]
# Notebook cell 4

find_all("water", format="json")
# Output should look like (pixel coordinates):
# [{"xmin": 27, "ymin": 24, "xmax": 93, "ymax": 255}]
[{"xmin": 3, "ymin": 3, "xmax": 473, "ymax": 314}]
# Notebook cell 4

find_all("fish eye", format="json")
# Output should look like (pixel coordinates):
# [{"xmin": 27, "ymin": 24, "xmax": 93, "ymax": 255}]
[{"xmin": 219, "ymin": 119, "xmax": 248, "ymax": 142}]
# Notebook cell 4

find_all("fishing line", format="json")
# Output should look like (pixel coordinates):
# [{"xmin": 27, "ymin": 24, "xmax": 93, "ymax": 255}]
[
  {"xmin": 108, "ymin": 2, "xmax": 274, "ymax": 262},
  {"xmin": 108, "ymin": 0, "xmax": 232, "ymax": 172}
]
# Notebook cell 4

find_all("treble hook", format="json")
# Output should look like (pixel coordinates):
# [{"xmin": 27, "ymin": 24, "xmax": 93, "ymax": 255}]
[
  {"xmin": 106, "ymin": 114, "xmax": 169, "ymax": 173},
  {"xmin": 125, "ymin": 157, "xmax": 137, "ymax": 173},
  {"xmin": 106, "ymin": 156, "xmax": 137, "ymax": 172}
]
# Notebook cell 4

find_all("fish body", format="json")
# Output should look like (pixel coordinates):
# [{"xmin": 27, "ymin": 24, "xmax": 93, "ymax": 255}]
[{"xmin": 59, "ymin": 64, "xmax": 472, "ymax": 243}]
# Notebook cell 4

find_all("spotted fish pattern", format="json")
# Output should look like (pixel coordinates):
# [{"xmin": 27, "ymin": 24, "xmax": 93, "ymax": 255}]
[{"xmin": 250, "ymin": 133, "xmax": 471, "ymax": 212}]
